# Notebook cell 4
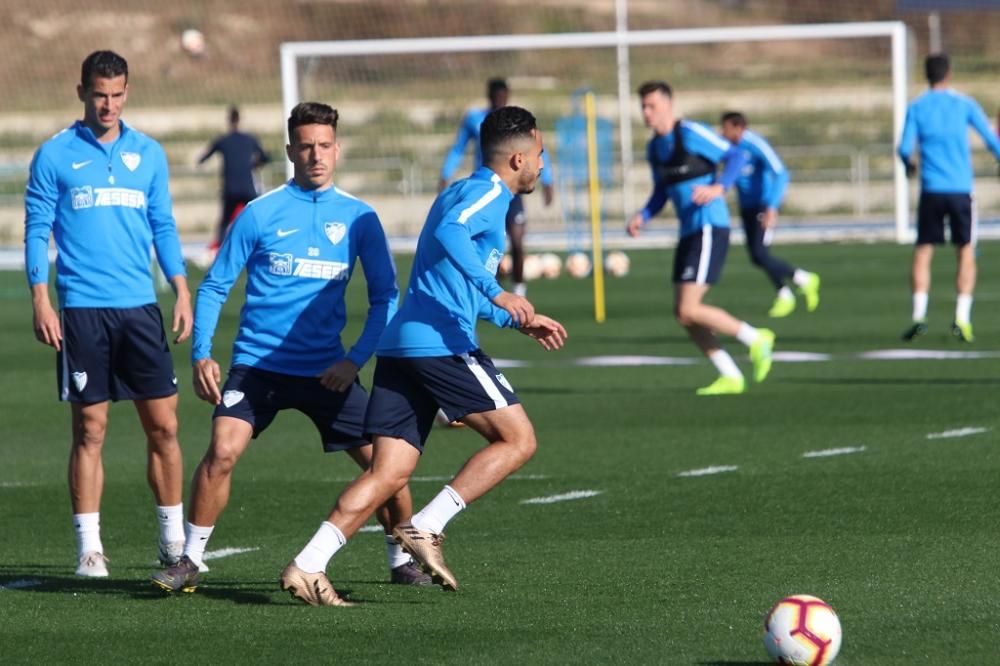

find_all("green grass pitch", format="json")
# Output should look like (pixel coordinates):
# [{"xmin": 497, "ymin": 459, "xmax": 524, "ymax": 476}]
[{"xmin": 2, "ymin": 241, "xmax": 999, "ymax": 663}]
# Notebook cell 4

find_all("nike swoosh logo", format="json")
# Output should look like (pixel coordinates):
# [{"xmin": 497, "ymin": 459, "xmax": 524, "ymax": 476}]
[
  {"xmin": 72, "ymin": 160, "xmax": 92, "ymax": 170},
  {"xmin": 277, "ymin": 228, "xmax": 300, "ymax": 237}
]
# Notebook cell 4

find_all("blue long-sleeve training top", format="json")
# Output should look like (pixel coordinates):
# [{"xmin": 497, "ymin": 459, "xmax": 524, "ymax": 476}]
[
  {"xmin": 199, "ymin": 131, "xmax": 270, "ymax": 200},
  {"xmin": 193, "ymin": 180, "xmax": 398, "ymax": 376},
  {"xmin": 24, "ymin": 120, "xmax": 186, "ymax": 308},
  {"xmin": 730, "ymin": 129, "xmax": 790, "ymax": 211},
  {"xmin": 440, "ymin": 107, "xmax": 553, "ymax": 186},
  {"xmin": 898, "ymin": 88, "xmax": 1000, "ymax": 194},
  {"xmin": 640, "ymin": 119, "xmax": 745, "ymax": 238},
  {"xmin": 377, "ymin": 166, "xmax": 516, "ymax": 358}
]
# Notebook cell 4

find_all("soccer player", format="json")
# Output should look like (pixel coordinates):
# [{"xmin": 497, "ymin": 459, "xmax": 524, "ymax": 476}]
[
  {"xmin": 24, "ymin": 50, "xmax": 192, "ymax": 577},
  {"xmin": 719, "ymin": 112, "xmax": 821, "ymax": 318},
  {"xmin": 280, "ymin": 105, "xmax": 567, "ymax": 606},
  {"xmin": 439, "ymin": 78, "xmax": 554, "ymax": 297},
  {"xmin": 627, "ymin": 81, "xmax": 774, "ymax": 396},
  {"xmin": 198, "ymin": 106, "xmax": 271, "ymax": 249},
  {"xmin": 898, "ymin": 53, "xmax": 1000, "ymax": 343},
  {"xmin": 150, "ymin": 102, "xmax": 431, "ymax": 593}
]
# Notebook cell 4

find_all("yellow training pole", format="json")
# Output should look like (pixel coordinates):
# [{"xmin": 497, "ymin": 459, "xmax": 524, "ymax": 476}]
[{"xmin": 585, "ymin": 91, "xmax": 606, "ymax": 323}]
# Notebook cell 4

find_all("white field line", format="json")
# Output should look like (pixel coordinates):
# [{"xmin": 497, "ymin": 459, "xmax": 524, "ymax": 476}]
[
  {"xmin": 926, "ymin": 427, "xmax": 989, "ymax": 440},
  {"xmin": 357, "ymin": 525, "xmax": 384, "ymax": 533},
  {"xmin": 859, "ymin": 349, "xmax": 1000, "ymax": 360},
  {"xmin": 772, "ymin": 351, "xmax": 833, "ymax": 362},
  {"xmin": 0, "ymin": 481, "xmax": 42, "ymax": 488},
  {"xmin": 802, "ymin": 446, "xmax": 866, "ymax": 458},
  {"xmin": 520, "ymin": 490, "xmax": 602, "ymax": 505},
  {"xmin": 572, "ymin": 355, "xmax": 698, "ymax": 367},
  {"xmin": 676, "ymin": 465, "xmax": 739, "ymax": 478},
  {"xmin": 1, "ymin": 579, "xmax": 43, "ymax": 590},
  {"xmin": 202, "ymin": 546, "xmax": 260, "ymax": 561}
]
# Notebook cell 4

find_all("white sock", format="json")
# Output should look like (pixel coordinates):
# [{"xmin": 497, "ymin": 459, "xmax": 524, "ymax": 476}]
[
  {"xmin": 776, "ymin": 286, "xmax": 794, "ymax": 300},
  {"xmin": 156, "ymin": 504, "xmax": 185, "ymax": 544},
  {"xmin": 513, "ymin": 282, "xmax": 527, "ymax": 297},
  {"xmin": 735, "ymin": 322, "xmax": 760, "ymax": 347},
  {"xmin": 385, "ymin": 534, "xmax": 410, "ymax": 569},
  {"xmin": 708, "ymin": 349, "xmax": 743, "ymax": 379},
  {"xmin": 183, "ymin": 522, "xmax": 215, "ymax": 567},
  {"xmin": 792, "ymin": 269, "xmax": 811, "ymax": 287},
  {"xmin": 294, "ymin": 521, "xmax": 346, "ymax": 574},
  {"xmin": 912, "ymin": 292, "xmax": 929, "ymax": 321},
  {"xmin": 956, "ymin": 294, "xmax": 973, "ymax": 324},
  {"xmin": 73, "ymin": 512, "xmax": 103, "ymax": 557},
  {"xmin": 411, "ymin": 485, "xmax": 466, "ymax": 535}
]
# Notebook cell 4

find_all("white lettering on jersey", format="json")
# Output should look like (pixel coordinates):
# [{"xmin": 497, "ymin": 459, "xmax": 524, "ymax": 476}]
[
  {"xmin": 93, "ymin": 188, "xmax": 146, "ymax": 209},
  {"xmin": 268, "ymin": 252, "xmax": 293, "ymax": 276},
  {"xmin": 120, "ymin": 151, "xmax": 141, "ymax": 171},
  {"xmin": 293, "ymin": 258, "xmax": 349, "ymax": 280}
]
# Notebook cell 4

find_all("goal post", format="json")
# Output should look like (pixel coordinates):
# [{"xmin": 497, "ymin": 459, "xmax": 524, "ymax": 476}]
[{"xmin": 281, "ymin": 20, "xmax": 910, "ymax": 243}]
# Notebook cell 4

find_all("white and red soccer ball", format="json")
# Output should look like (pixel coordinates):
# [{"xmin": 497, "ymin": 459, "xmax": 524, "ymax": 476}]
[{"xmin": 763, "ymin": 594, "xmax": 842, "ymax": 665}]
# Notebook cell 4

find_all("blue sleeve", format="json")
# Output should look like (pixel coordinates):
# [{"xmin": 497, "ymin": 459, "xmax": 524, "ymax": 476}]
[
  {"xmin": 23, "ymin": 147, "xmax": 57, "ymax": 288},
  {"xmin": 967, "ymin": 98, "xmax": 1000, "ymax": 161},
  {"xmin": 478, "ymin": 297, "xmax": 515, "ymax": 329},
  {"xmin": 440, "ymin": 113, "xmax": 476, "ymax": 182},
  {"xmin": 540, "ymin": 149, "xmax": 554, "ymax": 187},
  {"xmin": 756, "ymin": 142, "xmax": 789, "ymax": 209},
  {"xmin": 716, "ymin": 145, "xmax": 746, "ymax": 191},
  {"xmin": 433, "ymin": 201, "xmax": 506, "ymax": 300},
  {"xmin": 345, "ymin": 212, "xmax": 399, "ymax": 369},
  {"xmin": 898, "ymin": 105, "xmax": 917, "ymax": 164},
  {"xmin": 192, "ymin": 207, "xmax": 258, "ymax": 362},
  {"xmin": 148, "ymin": 145, "xmax": 186, "ymax": 280}
]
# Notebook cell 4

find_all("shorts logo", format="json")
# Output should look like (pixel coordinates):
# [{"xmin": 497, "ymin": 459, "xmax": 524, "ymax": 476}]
[
  {"xmin": 324, "ymin": 222, "xmax": 346, "ymax": 245},
  {"xmin": 268, "ymin": 252, "xmax": 293, "ymax": 276},
  {"xmin": 681, "ymin": 266, "xmax": 695, "ymax": 280},
  {"xmin": 120, "ymin": 151, "xmax": 141, "ymax": 171},
  {"xmin": 71, "ymin": 371, "xmax": 88, "ymax": 392},
  {"xmin": 495, "ymin": 373, "xmax": 513, "ymax": 392},
  {"xmin": 222, "ymin": 390, "xmax": 245, "ymax": 408},
  {"xmin": 71, "ymin": 186, "xmax": 94, "ymax": 210},
  {"xmin": 485, "ymin": 248, "xmax": 503, "ymax": 274}
]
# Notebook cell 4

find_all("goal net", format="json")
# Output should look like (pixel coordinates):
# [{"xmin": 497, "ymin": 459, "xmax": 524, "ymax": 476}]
[{"xmin": 281, "ymin": 22, "xmax": 910, "ymax": 247}]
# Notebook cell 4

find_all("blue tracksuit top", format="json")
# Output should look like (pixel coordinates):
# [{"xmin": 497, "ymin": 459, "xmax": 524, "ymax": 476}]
[
  {"xmin": 640, "ymin": 119, "xmax": 745, "ymax": 238},
  {"xmin": 193, "ymin": 180, "xmax": 398, "ymax": 376},
  {"xmin": 898, "ymin": 88, "xmax": 1000, "ymax": 194},
  {"xmin": 377, "ymin": 166, "xmax": 516, "ymax": 358},
  {"xmin": 731, "ymin": 129, "xmax": 790, "ymax": 211},
  {"xmin": 24, "ymin": 120, "xmax": 186, "ymax": 308},
  {"xmin": 440, "ymin": 107, "xmax": 553, "ymax": 186}
]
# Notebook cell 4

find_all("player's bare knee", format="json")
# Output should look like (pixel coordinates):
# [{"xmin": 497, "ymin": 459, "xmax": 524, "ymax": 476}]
[
  {"xmin": 675, "ymin": 303, "xmax": 699, "ymax": 327},
  {"xmin": 73, "ymin": 414, "xmax": 107, "ymax": 449}
]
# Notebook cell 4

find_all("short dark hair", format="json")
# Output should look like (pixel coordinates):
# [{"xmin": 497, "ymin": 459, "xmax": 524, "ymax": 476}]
[
  {"xmin": 488, "ymin": 78, "xmax": 509, "ymax": 99},
  {"xmin": 80, "ymin": 50, "xmax": 128, "ymax": 89},
  {"xmin": 229, "ymin": 106, "xmax": 240, "ymax": 125},
  {"xmin": 287, "ymin": 102, "xmax": 339, "ymax": 141},
  {"xmin": 638, "ymin": 81, "xmax": 672, "ymax": 98},
  {"xmin": 480, "ymin": 106, "xmax": 537, "ymax": 165},
  {"xmin": 925, "ymin": 53, "xmax": 950, "ymax": 85},
  {"xmin": 721, "ymin": 111, "xmax": 747, "ymax": 127}
]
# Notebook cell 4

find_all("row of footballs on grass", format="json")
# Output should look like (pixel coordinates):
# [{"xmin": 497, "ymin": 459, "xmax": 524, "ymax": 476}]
[{"xmin": 501, "ymin": 251, "xmax": 630, "ymax": 280}]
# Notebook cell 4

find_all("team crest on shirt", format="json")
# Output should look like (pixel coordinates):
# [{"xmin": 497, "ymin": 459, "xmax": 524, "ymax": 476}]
[
  {"xmin": 222, "ymin": 390, "xmax": 245, "ymax": 408},
  {"xmin": 120, "ymin": 151, "xmax": 141, "ymax": 172},
  {"xmin": 324, "ymin": 222, "xmax": 346, "ymax": 245},
  {"xmin": 71, "ymin": 186, "xmax": 94, "ymax": 210},
  {"xmin": 71, "ymin": 371, "xmax": 88, "ymax": 392},
  {"xmin": 485, "ymin": 248, "xmax": 503, "ymax": 274}
]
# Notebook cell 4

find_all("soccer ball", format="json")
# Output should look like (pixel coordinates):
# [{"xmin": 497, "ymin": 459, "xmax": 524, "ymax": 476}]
[
  {"xmin": 521, "ymin": 254, "xmax": 543, "ymax": 281},
  {"xmin": 181, "ymin": 28, "xmax": 206, "ymax": 56},
  {"xmin": 539, "ymin": 252, "xmax": 562, "ymax": 279},
  {"xmin": 565, "ymin": 251, "xmax": 592, "ymax": 278},
  {"xmin": 604, "ymin": 250, "xmax": 630, "ymax": 277},
  {"xmin": 763, "ymin": 595, "xmax": 842, "ymax": 665}
]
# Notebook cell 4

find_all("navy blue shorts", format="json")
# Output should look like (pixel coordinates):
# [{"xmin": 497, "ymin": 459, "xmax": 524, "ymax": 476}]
[
  {"xmin": 214, "ymin": 365, "xmax": 369, "ymax": 452},
  {"xmin": 917, "ymin": 192, "xmax": 975, "ymax": 246},
  {"xmin": 58, "ymin": 305, "xmax": 177, "ymax": 403},
  {"xmin": 506, "ymin": 194, "xmax": 527, "ymax": 229},
  {"xmin": 364, "ymin": 351, "xmax": 520, "ymax": 452},
  {"xmin": 673, "ymin": 226, "xmax": 730, "ymax": 284}
]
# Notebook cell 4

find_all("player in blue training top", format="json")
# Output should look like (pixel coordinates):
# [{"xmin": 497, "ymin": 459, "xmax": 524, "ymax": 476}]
[
  {"xmin": 898, "ymin": 53, "xmax": 1000, "ymax": 343},
  {"xmin": 198, "ymin": 105, "xmax": 271, "ymax": 249},
  {"xmin": 280, "ymin": 106, "xmax": 567, "ymax": 605},
  {"xmin": 627, "ymin": 81, "xmax": 774, "ymax": 396},
  {"xmin": 720, "ymin": 111, "xmax": 821, "ymax": 318},
  {"xmin": 24, "ymin": 50, "xmax": 192, "ymax": 578},
  {"xmin": 439, "ymin": 78, "xmax": 554, "ymax": 297},
  {"xmin": 150, "ymin": 102, "xmax": 432, "ymax": 594}
]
